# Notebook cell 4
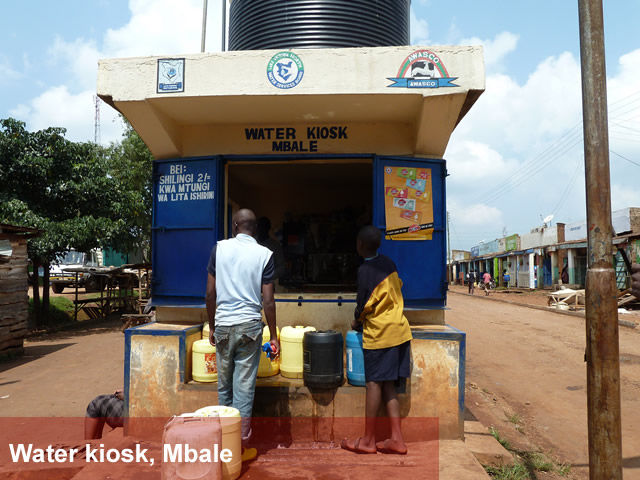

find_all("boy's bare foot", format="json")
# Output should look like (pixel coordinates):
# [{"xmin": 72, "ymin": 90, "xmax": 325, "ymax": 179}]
[
  {"xmin": 376, "ymin": 438, "xmax": 407, "ymax": 455},
  {"xmin": 341, "ymin": 437, "xmax": 377, "ymax": 454}
]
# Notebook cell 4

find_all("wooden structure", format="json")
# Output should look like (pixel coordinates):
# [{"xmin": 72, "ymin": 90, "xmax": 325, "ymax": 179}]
[
  {"xmin": 65, "ymin": 264, "xmax": 151, "ymax": 321},
  {"xmin": 0, "ymin": 223, "xmax": 40, "ymax": 358}
]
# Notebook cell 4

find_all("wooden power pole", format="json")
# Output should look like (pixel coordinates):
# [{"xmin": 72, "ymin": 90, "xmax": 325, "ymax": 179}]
[{"xmin": 578, "ymin": 0, "xmax": 623, "ymax": 478}]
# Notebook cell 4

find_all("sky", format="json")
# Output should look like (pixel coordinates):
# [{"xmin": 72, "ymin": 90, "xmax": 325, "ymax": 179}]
[{"xmin": 2, "ymin": 0, "xmax": 640, "ymax": 251}]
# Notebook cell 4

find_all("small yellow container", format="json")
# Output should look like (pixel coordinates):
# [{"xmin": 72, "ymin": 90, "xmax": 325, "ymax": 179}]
[
  {"xmin": 192, "ymin": 339, "xmax": 217, "ymax": 383},
  {"xmin": 280, "ymin": 326, "xmax": 316, "ymax": 379},
  {"xmin": 195, "ymin": 406, "xmax": 242, "ymax": 480},
  {"xmin": 258, "ymin": 326, "xmax": 280, "ymax": 377},
  {"xmin": 202, "ymin": 322, "xmax": 210, "ymax": 340}
]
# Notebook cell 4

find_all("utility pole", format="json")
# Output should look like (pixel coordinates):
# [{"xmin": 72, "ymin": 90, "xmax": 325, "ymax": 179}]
[
  {"xmin": 201, "ymin": 0, "xmax": 208, "ymax": 53},
  {"xmin": 447, "ymin": 211, "xmax": 451, "ymax": 284},
  {"xmin": 93, "ymin": 95, "xmax": 101, "ymax": 144},
  {"xmin": 578, "ymin": 1, "xmax": 623, "ymax": 478},
  {"xmin": 221, "ymin": 0, "xmax": 226, "ymax": 52}
]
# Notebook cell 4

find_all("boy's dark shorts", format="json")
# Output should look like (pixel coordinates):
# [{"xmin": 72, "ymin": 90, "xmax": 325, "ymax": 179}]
[{"xmin": 363, "ymin": 340, "xmax": 411, "ymax": 383}]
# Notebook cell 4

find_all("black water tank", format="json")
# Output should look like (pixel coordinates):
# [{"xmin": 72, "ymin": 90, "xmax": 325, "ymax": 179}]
[
  {"xmin": 303, "ymin": 330, "xmax": 344, "ymax": 389},
  {"xmin": 229, "ymin": 0, "xmax": 411, "ymax": 51}
]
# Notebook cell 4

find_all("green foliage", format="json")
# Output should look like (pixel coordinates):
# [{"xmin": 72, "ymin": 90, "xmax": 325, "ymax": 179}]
[
  {"xmin": 105, "ymin": 119, "xmax": 153, "ymax": 256},
  {"xmin": 1, "ymin": 117, "xmax": 153, "ymax": 326},
  {"xmin": 485, "ymin": 427, "xmax": 572, "ymax": 479},
  {"xmin": 506, "ymin": 412, "xmax": 521, "ymax": 425},
  {"xmin": 28, "ymin": 296, "xmax": 74, "ymax": 325},
  {"xmin": 0, "ymin": 117, "xmax": 153, "ymax": 262},
  {"xmin": 484, "ymin": 463, "xmax": 529, "ymax": 480},
  {"xmin": 489, "ymin": 427, "xmax": 512, "ymax": 450},
  {"xmin": 525, "ymin": 452, "xmax": 553, "ymax": 472}
]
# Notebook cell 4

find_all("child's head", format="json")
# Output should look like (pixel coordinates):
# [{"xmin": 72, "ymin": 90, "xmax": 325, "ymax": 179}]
[{"xmin": 357, "ymin": 225, "xmax": 381, "ymax": 257}]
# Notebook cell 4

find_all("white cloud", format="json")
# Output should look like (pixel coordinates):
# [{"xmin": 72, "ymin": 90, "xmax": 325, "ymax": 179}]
[
  {"xmin": 49, "ymin": 37, "xmax": 101, "ymax": 91},
  {"xmin": 10, "ymin": 87, "xmax": 123, "ymax": 144},
  {"xmin": 446, "ymin": 140, "xmax": 517, "ymax": 184},
  {"xmin": 446, "ymin": 34, "xmax": 640, "ymax": 249},
  {"xmin": 611, "ymin": 184, "xmax": 640, "ymax": 211},
  {"xmin": 450, "ymin": 201, "xmax": 504, "ymax": 229},
  {"xmin": 454, "ymin": 51, "xmax": 583, "ymax": 156},
  {"xmin": 410, "ymin": 7, "xmax": 430, "ymax": 45},
  {"xmin": 0, "ymin": 55, "xmax": 22, "ymax": 86},
  {"xmin": 103, "ymin": 0, "xmax": 205, "ymax": 58},
  {"xmin": 459, "ymin": 31, "xmax": 519, "ymax": 70},
  {"xmin": 10, "ymin": 0, "xmax": 224, "ymax": 145}
]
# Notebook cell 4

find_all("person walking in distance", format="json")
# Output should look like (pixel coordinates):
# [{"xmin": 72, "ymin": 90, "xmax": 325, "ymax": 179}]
[
  {"xmin": 483, "ymin": 271, "xmax": 492, "ymax": 296},
  {"xmin": 206, "ymin": 208, "xmax": 280, "ymax": 462},
  {"xmin": 467, "ymin": 271, "xmax": 475, "ymax": 294}
]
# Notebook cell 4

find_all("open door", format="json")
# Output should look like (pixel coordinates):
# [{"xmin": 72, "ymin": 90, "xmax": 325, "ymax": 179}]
[
  {"xmin": 373, "ymin": 156, "xmax": 447, "ymax": 309},
  {"xmin": 151, "ymin": 157, "xmax": 223, "ymax": 307}
]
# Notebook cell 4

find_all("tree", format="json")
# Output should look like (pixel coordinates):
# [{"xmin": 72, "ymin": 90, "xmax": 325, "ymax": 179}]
[
  {"xmin": 105, "ymin": 119, "xmax": 153, "ymax": 258},
  {"xmin": 0, "ymin": 118, "xmax": 152, "ymax": 326}
]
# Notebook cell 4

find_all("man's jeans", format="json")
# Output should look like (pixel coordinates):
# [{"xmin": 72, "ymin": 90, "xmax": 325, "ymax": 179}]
[{"xmin": 214, "ymin": 320, "xmax": 263, "ymax": 443}]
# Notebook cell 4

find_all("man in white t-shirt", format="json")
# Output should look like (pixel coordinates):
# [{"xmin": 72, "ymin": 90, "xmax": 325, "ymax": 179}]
[{"xmin": 206, "ymin": 209, "xmax": 280, "ymax": 460}]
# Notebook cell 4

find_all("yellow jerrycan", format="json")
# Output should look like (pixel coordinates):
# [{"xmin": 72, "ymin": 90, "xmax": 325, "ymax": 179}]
[
  {"xmin": 192, "ymin": 339, "xmax": 217, "ymax": 383},
  {"xmin": 280, "ymin": 326, "xmax": 316, "ymax": 378},
  {"xmin": 194, "ymin": 406, "xmax": 242, "ymax": 480}
]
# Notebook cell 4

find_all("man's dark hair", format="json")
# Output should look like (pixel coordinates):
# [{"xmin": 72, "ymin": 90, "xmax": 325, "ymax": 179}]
[{"xmin": 357, "ymin": 225, "xmax": 381, "ymax": 251}]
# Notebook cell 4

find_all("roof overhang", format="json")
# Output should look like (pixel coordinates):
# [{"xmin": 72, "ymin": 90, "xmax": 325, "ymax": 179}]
[{"xmin": 98, "ymin": 46, "xmax": 485, "ymax": 159}]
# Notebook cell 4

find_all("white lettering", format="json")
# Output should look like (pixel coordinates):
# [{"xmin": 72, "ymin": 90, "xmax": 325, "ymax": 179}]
[
  {"xmin": 85, "ymin": 444, "xmax": 100, "ymax": 462},
  {"xmin": 135, "ymin": 444, "xmax": 150, "ymax": 464},
  {"xmin": 163, "ymin": 444, "xmax": 233, "ymax": 463},
  {"xmin": 9, "ymin": 444, "xmax": 32, "ymax": 462},
  {"xmin": 164, "ymin": 443, "xmax": 182, "ymax": 463}
]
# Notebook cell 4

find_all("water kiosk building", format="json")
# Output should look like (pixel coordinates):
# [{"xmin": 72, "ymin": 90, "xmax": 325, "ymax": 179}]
[{"xmin": 97, "ymin": 3, "xmax": 485, "ymax": 445}]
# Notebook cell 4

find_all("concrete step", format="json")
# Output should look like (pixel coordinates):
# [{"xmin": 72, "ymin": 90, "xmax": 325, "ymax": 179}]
[{"xmin": 464, "ymin": 418, "xmax": 515, "ymax": 467}]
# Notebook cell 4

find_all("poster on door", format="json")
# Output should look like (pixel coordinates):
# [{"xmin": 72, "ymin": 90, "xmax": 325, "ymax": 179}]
[{"xmin": 383, "ymin": 166, "xmax": 434, "ymax": 240}]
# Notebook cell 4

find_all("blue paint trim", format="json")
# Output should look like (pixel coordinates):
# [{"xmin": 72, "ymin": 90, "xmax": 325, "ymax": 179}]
[
  {"xmin": 125, "ymin": 324, "xmax": 201, "ymax": 337},
  {"xmin": 178, "ymin": 331, "xmax": 186, "ymax": 384},
  {"xmin": 410, "ymin": 328, "xmax": 464, "ymax": 342},
  {"xmin": 405, "ymin": 306, "xmax": 449, "ymax": 311},
  {"xmin": 275, "ymin": 299, "xmax": 357, "ymax": 303},
  {"xmin": 445, "ymin": 324, "xmax": 466, "ymax": 336},
  {"xmin": 123, "ymin": 329, "xmax": 131, "ymax": 422},
  {"xmin": 458, "ymin": 330, "xmax": 467, "ymax": 420}
]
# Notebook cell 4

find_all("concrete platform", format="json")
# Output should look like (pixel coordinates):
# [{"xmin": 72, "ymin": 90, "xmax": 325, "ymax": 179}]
[{"xmin": 464, "ymin": 418, "xmax": 514, "ymax": 467}]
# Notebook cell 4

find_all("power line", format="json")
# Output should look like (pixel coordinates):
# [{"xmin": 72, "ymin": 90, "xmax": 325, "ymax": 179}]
[
  {"xmin": 610, "ymin": 149, "xmax": 640, "ymax": 168},
  {"xmin": 552, "ymin": 158, "xmax": 583, "ymax": 217},
  {"xmin": 450, "ymin": 89, "xmax": 640, "ymax": 217}
]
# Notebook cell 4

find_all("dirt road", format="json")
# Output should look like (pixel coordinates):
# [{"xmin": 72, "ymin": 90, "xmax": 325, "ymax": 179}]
[
  {"xmin": 0, "ymin": 320, "xmax": 124, "ymax": 417},
  {"xmin": 447, "ymin": 290, "xmax": 640, "ymax": 479},
  {"xmin": 3, "ymin": 289, "xmax": 639, "ymax": 478}
]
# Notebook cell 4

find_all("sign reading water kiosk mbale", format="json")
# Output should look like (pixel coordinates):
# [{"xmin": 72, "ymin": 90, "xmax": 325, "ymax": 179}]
[{"xmin": 245, "ymin": 125, "xmax": 349, "ymax": 152}]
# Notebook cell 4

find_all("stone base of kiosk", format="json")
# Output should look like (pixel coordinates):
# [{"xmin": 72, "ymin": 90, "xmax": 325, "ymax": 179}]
[{"xmin": 124, "ymin": 322, "xmax": 464, "ymax": 441}]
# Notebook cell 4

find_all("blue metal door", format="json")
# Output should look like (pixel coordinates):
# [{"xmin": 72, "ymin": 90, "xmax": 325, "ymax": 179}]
[
  {"xmin": 152, "ymin": 157, "xmax": 223, "ymax": 307},
  {"xmin": 543, "ymin": 256, "xmax": 552, "ymax": 287},
  {"xmin": 373, "ymin": 156, "xmax": 447, "ymax": 309}
]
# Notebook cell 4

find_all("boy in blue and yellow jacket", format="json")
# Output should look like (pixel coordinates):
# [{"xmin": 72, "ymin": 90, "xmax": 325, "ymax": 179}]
[{"xmin": 341, "ymin": 225, "xmax": 412, "ymax": 455}]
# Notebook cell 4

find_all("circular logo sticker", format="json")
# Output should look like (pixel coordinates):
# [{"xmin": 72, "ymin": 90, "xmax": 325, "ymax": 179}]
[
  {"xmin": 385, "ymin": 167, "xmax": 393, "ymax": 174},
  {"xmin": 267, "ymin": 52, "xmax": 304, "ymax": 89}
]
